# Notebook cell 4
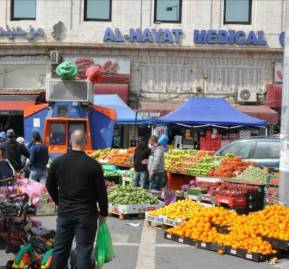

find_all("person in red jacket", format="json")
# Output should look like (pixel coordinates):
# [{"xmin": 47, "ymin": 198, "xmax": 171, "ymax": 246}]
[{"xmin": 46, "ymin": 129, "xmax": 108, "ymax": 269}]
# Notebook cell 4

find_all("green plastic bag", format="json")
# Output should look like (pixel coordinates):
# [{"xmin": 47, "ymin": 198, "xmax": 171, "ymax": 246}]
[{"xmin": 95, "ymin": 222, "xmax": 114, "ymax": 268}]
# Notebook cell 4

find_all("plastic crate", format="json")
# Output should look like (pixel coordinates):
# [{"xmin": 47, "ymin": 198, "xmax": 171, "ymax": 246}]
[{"xmin": 216, "ymin": 195, "xmax": 247, "ymax": 208}]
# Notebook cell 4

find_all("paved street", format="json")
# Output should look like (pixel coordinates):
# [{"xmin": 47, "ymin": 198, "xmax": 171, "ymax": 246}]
[{"xmin": 1, "ymin": 216, "xmax": 287, "ymax": 269}]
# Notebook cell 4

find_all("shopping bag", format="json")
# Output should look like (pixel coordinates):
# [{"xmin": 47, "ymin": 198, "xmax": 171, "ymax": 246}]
[{"xmin": 95, "ymin": 222, "xmax": 114, "ymax": 268}]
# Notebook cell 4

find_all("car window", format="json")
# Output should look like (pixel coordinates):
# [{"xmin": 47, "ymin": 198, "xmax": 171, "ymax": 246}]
[
  {"xmin": 221, "ymin": 141, "xmax": 255, "ymax": 159},
  {"xmin": 252, "ymin": 141, "xmax": 280, "ymax": 159}
]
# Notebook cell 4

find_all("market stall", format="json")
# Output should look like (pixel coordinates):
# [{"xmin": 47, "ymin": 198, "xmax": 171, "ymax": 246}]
[
  {"xmin": 90, "ymin": 147, "xmax": 275, "ymax": 213},
  {"xmin": 146, "ymin": 201, "xmax": 288, "ymax": 263},
  {"xmin": 154, "ymin": 97, "xmax": 267, "ymax": 150}
]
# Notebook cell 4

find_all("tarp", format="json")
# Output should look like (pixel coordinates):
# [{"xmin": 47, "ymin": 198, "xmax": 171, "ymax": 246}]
[
  {"xmin": 93, "ymin": 94, "xmax": 150, "ymax": 125},
  {"xmin": 155, "ymin": 97, "xmax": 267, "ymax": 127}
]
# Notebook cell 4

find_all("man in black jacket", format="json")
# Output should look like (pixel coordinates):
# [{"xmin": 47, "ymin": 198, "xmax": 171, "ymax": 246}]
[
  {"xmin": 2, "ymin": 129, "xmax": 30, "ymax": 171},
  {"xmin": 133, "ymin": 136, "xmax": 151, "ymax": 189},
  {"xmin": 46, "ymin": 129, "xmax": 108, "ymax": 269}
]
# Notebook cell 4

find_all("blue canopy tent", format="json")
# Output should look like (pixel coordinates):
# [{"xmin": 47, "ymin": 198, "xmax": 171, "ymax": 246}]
[
  {"xmin": 93, "ymin": 94, "xmax": 151, "ymax": 125},
  {"xmin": 155, "ymin": 98, "xmax": 267, "ymax": 127}
]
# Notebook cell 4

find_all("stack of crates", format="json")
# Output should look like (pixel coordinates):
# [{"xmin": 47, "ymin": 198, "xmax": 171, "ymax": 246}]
[
  {"xmin": 200, "ymin": 131, "xmax": 221, "ymax": 151},
  {"xmin": 265, "ymin": 169, "xmax": 279, "ymax": 205}
]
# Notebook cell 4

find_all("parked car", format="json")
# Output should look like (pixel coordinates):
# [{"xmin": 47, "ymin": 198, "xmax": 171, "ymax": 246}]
[{"xmin": 215, "ymin": 138, "xmax": 280, "ymax": 168}]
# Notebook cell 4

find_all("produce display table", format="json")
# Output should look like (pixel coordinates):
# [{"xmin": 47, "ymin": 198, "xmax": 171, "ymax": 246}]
[{"xmin": 146, "ymin": 201, "xmax": 288, "ymax": 263}]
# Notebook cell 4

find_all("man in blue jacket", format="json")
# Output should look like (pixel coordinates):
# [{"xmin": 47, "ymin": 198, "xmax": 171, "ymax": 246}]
[{"xmin": 29, "ymin": 132, "xmax": 49, "ymax": 183}]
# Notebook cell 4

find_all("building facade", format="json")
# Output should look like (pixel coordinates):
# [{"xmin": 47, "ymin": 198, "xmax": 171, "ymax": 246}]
[{"xmin": 0, "ymin": 0, "xmax": 285, "ymax": 134}]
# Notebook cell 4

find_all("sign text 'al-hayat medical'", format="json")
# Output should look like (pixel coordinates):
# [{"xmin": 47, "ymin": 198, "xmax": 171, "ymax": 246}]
[{"xmin": 103, "ymin": 28, "xmax": 285, "ymax": 47}]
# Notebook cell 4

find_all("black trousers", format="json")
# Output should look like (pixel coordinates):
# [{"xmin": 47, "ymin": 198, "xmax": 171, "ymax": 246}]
[{"xmin": 51, "ymin": 215, "xmax": 98, "ymax": 269}]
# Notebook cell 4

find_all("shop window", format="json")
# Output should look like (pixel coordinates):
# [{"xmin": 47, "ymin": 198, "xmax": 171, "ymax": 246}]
[
  {"xmin": 68, "ymin": 122, "xmax": 86, "ymax": 143},
  {"xmin": 154, "ymin": 0, "xmax": 182, "ymax": 23},
  {"xmin": 224, "ymin": 0, "xmax": 252, "ymax": 24},
  {"xmin": 84, "ymin": 0, "xmax": 112, "ymax": 21},
  {"xmin": 11, "ymin": 0, "xmax": 36, "ymax": 20},
  {"xmin": 50, "ymin": 123, "xmax": 66, "ymax": 145}
]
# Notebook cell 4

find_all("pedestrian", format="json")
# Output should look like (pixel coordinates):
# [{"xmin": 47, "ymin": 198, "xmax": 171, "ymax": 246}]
[
  {"xmin": 46, "ymin": 129, "xmax": 108, "ymax": 269},
  {"xmin": 0, "ymin": 143, "xmax": 15, "ymax": 183},
  {"xmin": 148, "ymin": 135, "xmax": 166, "ymax": 192},
  {"xmin": 133, "ymin": 136, "xmax": 151, "ymax": 189},
  {"xmin": 0, "ymin": 131, "xmax": 6, "ymax": 145},
  {"xmin": 2, "ymin": 129, "xmax": 30, "ymax": 172},
  {"xmin": 29, "ymin": 132, "xmax": 49, "ymax": 183}
]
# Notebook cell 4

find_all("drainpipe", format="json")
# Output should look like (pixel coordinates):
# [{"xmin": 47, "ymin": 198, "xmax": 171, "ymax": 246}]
[
  {"xmin": 134, "ymin": 0, "xmax": 144, "ymax": 142},
  {"xmin": 70, "ymin": 0, "xmax": 73, "ymax": 30}
]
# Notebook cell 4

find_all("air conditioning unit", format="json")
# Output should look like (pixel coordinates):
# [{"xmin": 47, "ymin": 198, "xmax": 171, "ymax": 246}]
[
  {"xmin": 237, "ymin": 89, "xmax": 257, "ymax": 103},
  {"xmin": 46, "ymin": 79, "xmax": 93, "ymax": 103},
  {"xmin": 50, "ymin": 51, "xmax": 60, "ymax": 65}
]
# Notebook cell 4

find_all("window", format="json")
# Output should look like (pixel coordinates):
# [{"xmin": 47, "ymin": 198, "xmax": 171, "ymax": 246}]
[
  {"xmin": 154, "ymin": 0, "xmax": 182, "ymax": 23},
  {"xmin": 221, "ymin": 141, "xmax": 255, "ymax": 159},
  {"xmin": 69, "ymin": 122, "xmax": 86, "ymax": 142},
  {"xmin": 50, "ymin": 123, "xmax": 66, "ymax": 145},
  {"xmin": 11, "ymin": 0, "xmax": 36, "ymax": 20},
  {"xmin": 84, "ymin": 0, "xmax": 112, "ymax": 21},
  {"xmin": 252, "ymin": 141, "xmax": 280, "ymax": 159},
  {"xmin": 224, "ymin": 0, "xmax": 252, "ymax": 24}
]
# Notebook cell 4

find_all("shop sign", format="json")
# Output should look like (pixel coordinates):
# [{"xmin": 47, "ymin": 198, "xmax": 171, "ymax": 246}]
[
  {"xmin": 0, "ymin": 25, "xmax": 44, "ymax": 40},
  {"xmin": 194, "ymin": 30, "xmax": 267, "ymax": 46},
  {"xmin": 138, "ymin": 112, "xmax": 160, "ymax": 118},
  {"xmin": 103, "ymin": 28, "xmax": 183, "ymax": 44},
  {"xmin": 103, "ymin": 28, "xmax": 285, "ymax": 47}
]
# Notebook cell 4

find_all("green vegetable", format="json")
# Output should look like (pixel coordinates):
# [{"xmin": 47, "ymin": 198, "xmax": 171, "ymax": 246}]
[
  {"xmin": 236, "ymin": 166, "xmax": 267, "ymax": 184},
  {"xmin": 108, "ymin": 186, "xmax": 159, "ymax": 205}
]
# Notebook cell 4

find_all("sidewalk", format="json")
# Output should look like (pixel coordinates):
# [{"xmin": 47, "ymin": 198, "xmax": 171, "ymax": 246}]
[{"xmin": 0, "ymin": 216, "xmax": 281, "ymax": 269}]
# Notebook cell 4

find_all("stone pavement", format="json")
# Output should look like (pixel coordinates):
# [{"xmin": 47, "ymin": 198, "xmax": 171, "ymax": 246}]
[{"xmin": 0, "ymin": 216, "xmax": 285, "ymax": 269}]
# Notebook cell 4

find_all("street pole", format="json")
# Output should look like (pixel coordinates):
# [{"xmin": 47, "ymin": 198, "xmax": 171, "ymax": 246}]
[{"xmin": 279, "ymin": 1, "xmax": 289, "ymax": 206}]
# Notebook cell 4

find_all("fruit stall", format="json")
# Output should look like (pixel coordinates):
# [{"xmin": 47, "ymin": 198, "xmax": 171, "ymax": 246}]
[
  {"xmin": 146, "ymin": 200, "xmax": 289, "ymax": 263},
  {"xmin": 89, "ymin": 147, "xmax": 279, "ymax": 214}
]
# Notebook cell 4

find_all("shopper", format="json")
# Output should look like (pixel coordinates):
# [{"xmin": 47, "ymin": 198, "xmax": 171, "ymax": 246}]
[
  {"xmin": 133, "ymin": 136, "xmax": 150, "ymax": 189},
  {"xmin": 29, "ymin": 132, "xmax": 49, "ymax": 183},
  {"xmin": 0, "ymin": 131, "xmax": 6, "ymax": 145},
  {"xmin": 46, "ymin": 129, "xmax": 108, "ymax": 269},
  {"xmin": 148, "ymin": 135, "xmax": 166, "ymax": 191},
  {"xmin": 2, "ymin": 129, "xmax": 30, "ymax": 172},
  {"xmin": 0, "ymin": 144, "xmax": 15, "ymax": 182}
]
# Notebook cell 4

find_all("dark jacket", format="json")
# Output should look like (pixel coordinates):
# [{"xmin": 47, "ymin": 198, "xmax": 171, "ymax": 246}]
[
  {"xmin": 3, "ymin": 139, "xmax": 30, "ymax": 171},
  {"xmin": 134, "ymin": 146, "xmax": 151, "ymax": 172},
  {"xmin": 30, "ymin": 143, "xmax": 49, "ymax": 171},
  {"xmin": 46, "ymin": 150, "xmax": 108, "ymax": 217}
]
